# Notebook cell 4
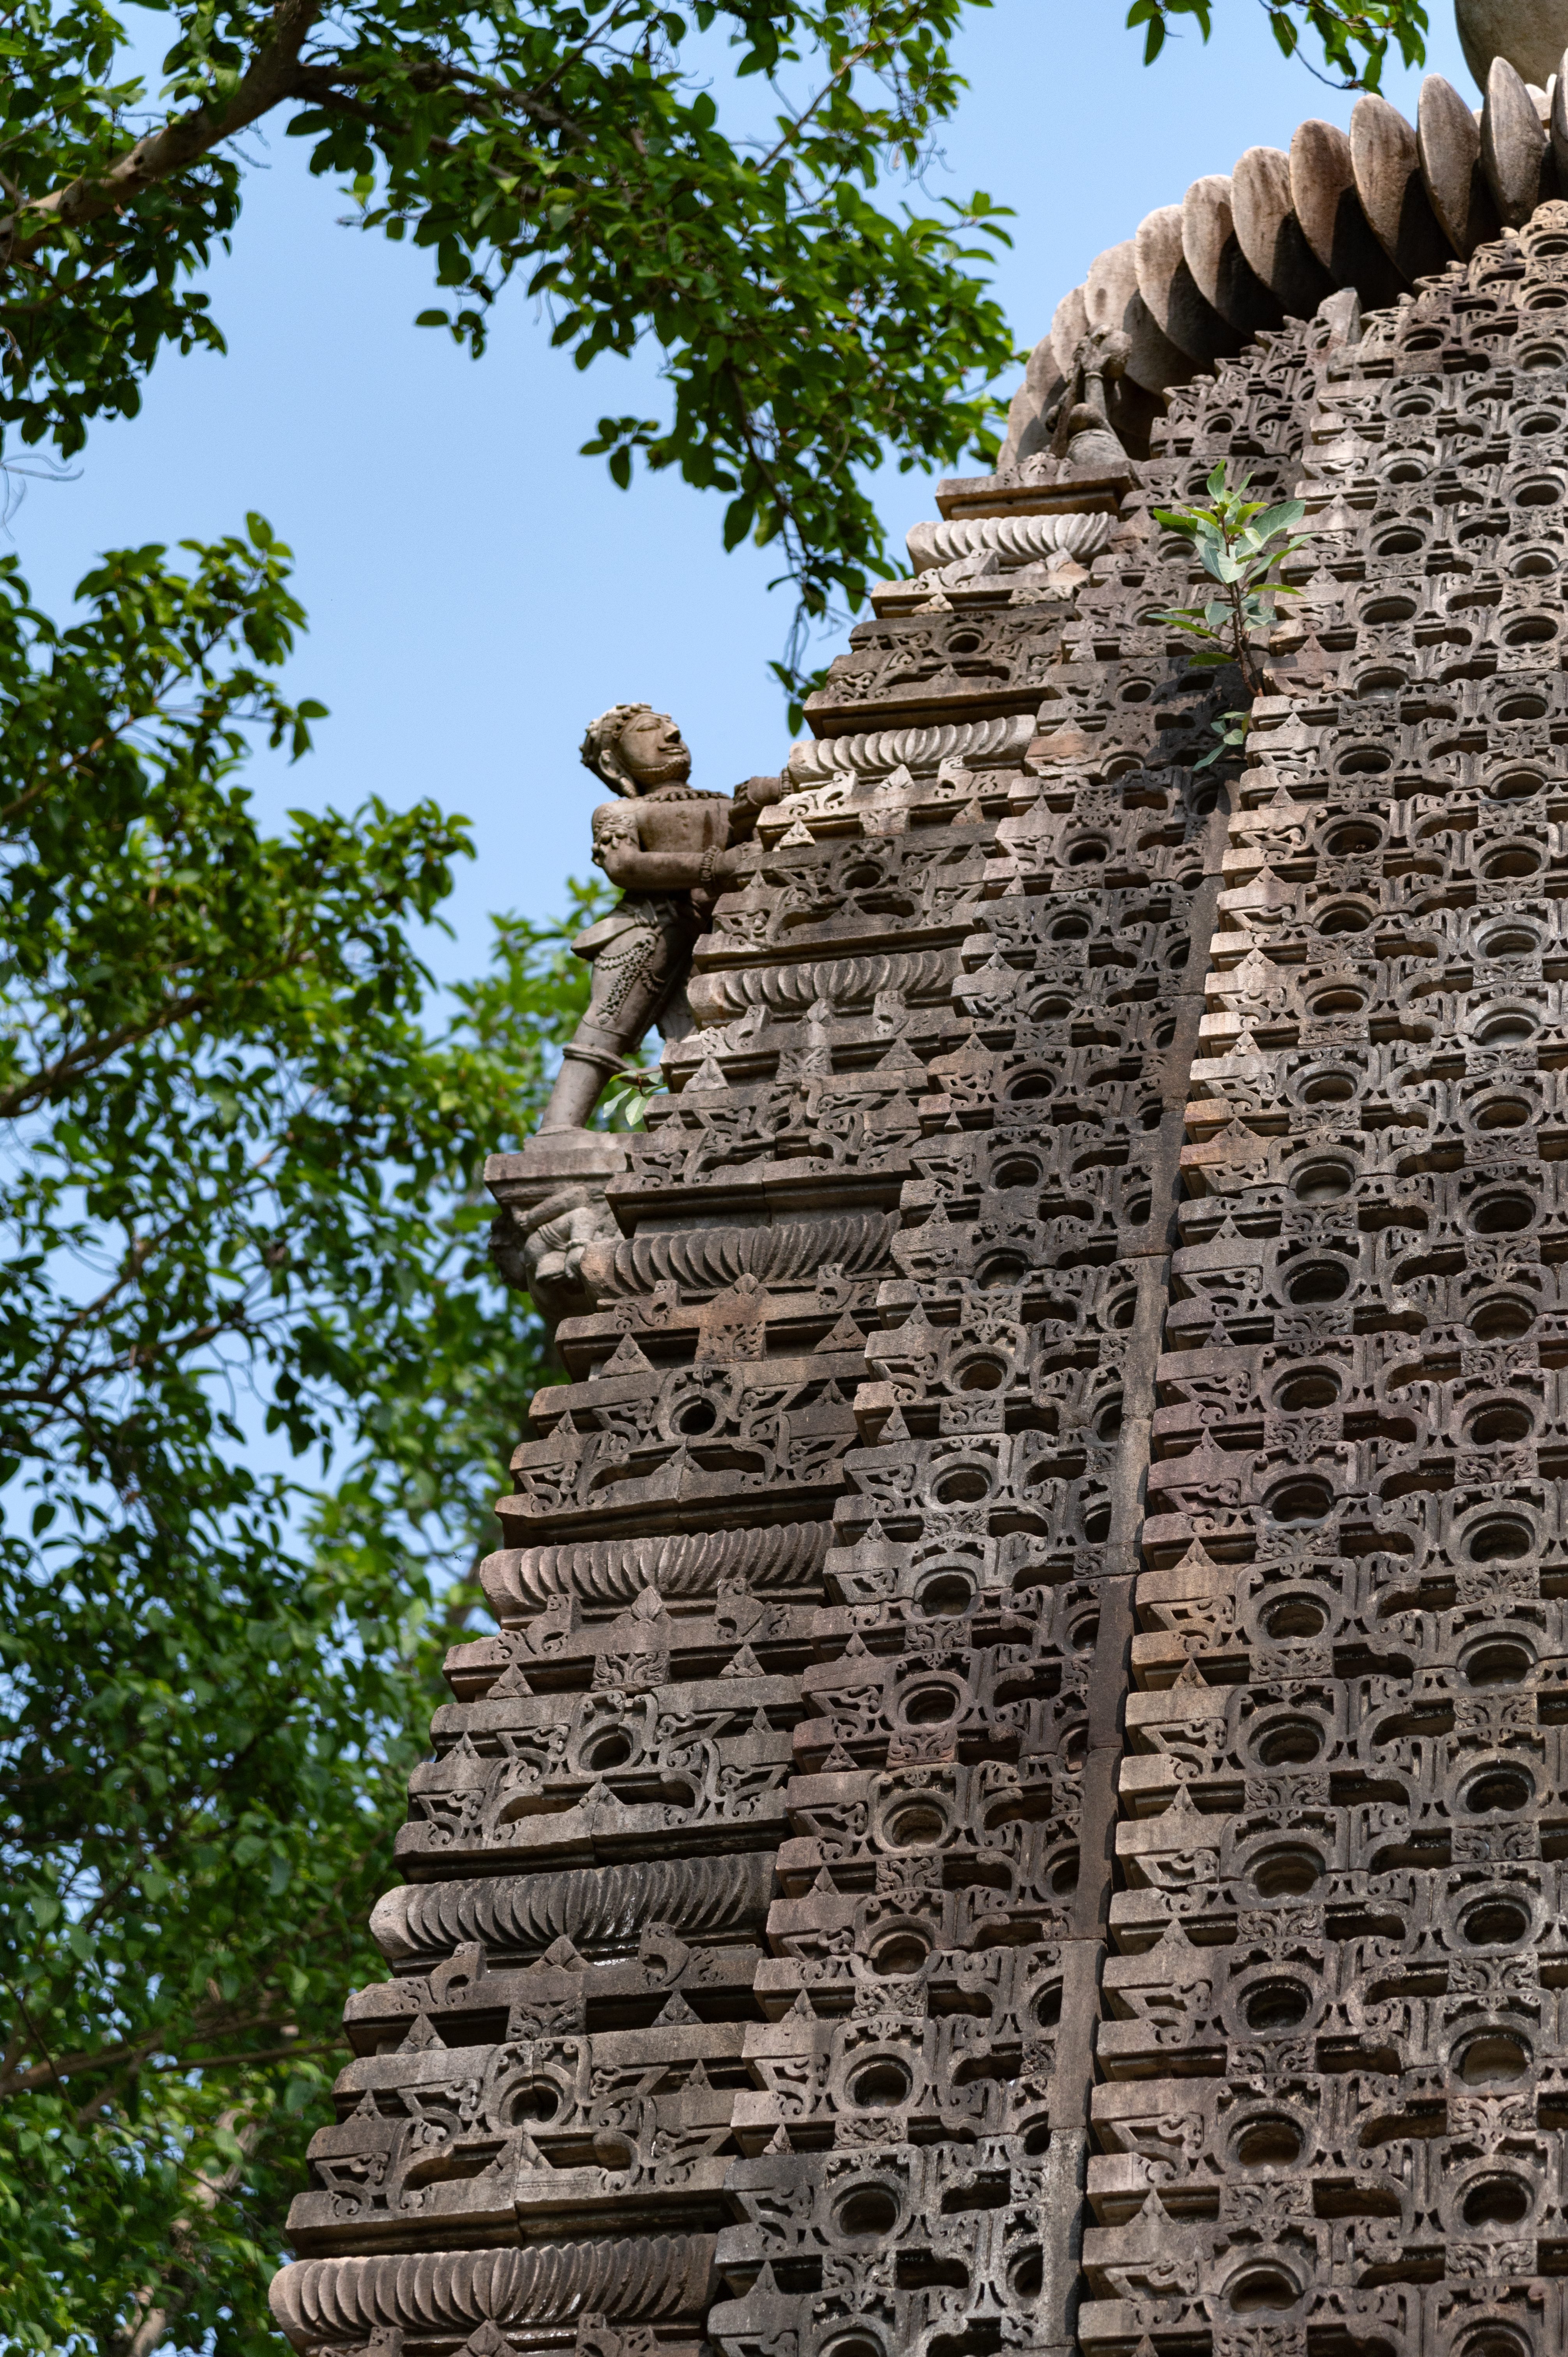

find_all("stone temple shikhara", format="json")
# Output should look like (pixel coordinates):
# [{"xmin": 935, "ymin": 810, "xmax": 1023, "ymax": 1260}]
[{"xmin": 271, "ymin": 15, "xmax": 1568, "ymax": 2357}]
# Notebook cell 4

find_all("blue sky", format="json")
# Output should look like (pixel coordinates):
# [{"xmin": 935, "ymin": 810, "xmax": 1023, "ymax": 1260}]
[{"xmin": 17, "ymin": 0, "xmax": 1474, "ymax": 981}]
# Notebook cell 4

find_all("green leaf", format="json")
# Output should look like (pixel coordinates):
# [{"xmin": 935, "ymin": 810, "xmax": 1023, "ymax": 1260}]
[
  {"xmin": 0, "ymin": 0, "xmax": 1023, "ymax": 701},
  {"xmin": 1251, "ymin": 500, "xmax": 1307, "ymax": 540},
  {"xmin": 0, "ymin": 519, "xmax": 602, "ymax": 2344}
]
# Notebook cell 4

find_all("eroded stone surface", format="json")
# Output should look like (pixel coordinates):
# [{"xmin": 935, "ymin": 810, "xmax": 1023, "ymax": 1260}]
[
  {"xmin": 1090, "ymin": 201, "xmax": 1568, "ymax": 2357},
  {"xmin": 270, "ymin": 179, "xmax": 1568, "ymax": 2357}
]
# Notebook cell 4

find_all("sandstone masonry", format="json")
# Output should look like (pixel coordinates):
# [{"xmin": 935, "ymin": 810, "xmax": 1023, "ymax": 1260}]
[{"xmin": 270, "ymin": 141, "xmax": 1568, "ymax": 2357}]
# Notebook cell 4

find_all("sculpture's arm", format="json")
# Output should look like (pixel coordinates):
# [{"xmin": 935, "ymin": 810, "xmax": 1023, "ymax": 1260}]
[
  {"xmin": 595, "ymin": 840, "xmax": 717, "ymax": 891},
  {"xmin": 726, "ymin": 774, "xmax": 789, "ymax": 843},
  {"xmin": 591, "ymin": 801, "xmax": 743, "ymax": 892}
]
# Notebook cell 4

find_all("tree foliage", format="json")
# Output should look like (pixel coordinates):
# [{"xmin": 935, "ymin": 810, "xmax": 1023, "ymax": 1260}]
[
  {"xmin": 0, "ymin": 0, "xmax": 1017, "ymax": 682},
  {"xmin": 1127, "ymin": 0, "xmax": 1428, "ymax": 90},
  {"xmin": 1153, "ymin": 460, "xmax": 1309, "ymax": 765},
  {"xmin": 0, "ymin": 518, "xmax": 606, "ymax": 2351}
]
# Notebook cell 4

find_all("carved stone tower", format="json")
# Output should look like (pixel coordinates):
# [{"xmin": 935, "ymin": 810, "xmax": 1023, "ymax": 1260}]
[{"xmin": 272, "ymin": 67, "xmax": 1568, "ymax": 2357}]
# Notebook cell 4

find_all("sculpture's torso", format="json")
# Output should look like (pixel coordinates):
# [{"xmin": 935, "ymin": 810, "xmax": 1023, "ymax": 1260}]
[{"xmin": 623, "ymin": 787, "xmax": 729, "ymax": 859}]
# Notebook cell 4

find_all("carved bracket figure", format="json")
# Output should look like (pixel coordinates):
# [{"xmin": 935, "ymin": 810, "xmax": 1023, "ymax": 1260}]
[
  {"xmin": 487, "ymin": 708, "xmax": 783, "ymax": 1329},
  {"xmin": 540, "ymin": 704, "xmax": 736, "ymax": 1135}
]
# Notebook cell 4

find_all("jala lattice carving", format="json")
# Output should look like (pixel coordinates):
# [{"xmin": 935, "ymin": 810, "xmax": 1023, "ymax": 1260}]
[{"xmin": 270, "ymin": 166, "xmax": 1568, "ymax": 2357}]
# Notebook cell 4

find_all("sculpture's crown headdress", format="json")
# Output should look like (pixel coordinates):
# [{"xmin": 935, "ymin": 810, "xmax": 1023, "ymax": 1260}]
[{"xmin": 580, "ymin": 703, "xmax": 653, "ymax": 797}]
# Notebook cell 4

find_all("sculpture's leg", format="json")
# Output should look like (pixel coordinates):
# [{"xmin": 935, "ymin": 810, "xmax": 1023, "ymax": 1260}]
[
  {"xmin": 537, "ymin": 1032, "xmax": 627, "ymax": 1132},
  {"xmin": 539, "ymin": 907, "xmax": 697, "ymax": 1132}
]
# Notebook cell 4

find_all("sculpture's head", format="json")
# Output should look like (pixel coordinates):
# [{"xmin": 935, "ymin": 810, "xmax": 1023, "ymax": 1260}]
[{"xmin": 580, "ymin": 703, "xmax": 692, "ymax": 796}]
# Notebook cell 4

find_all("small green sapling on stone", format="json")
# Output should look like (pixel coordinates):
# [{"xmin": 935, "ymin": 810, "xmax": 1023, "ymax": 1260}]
[
  {"xmin": 1153, "ymin": 463, "xmax": 1312, "ymax": 768},
  {"xmin": 600, "ymin": 1062, "xmax": 667, "ymax": 1131}
]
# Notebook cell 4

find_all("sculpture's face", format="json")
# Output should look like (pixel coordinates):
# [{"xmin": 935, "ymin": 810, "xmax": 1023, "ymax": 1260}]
[{"xmin": 618, "ymin": 709, "xmax": 691, "ymax": 791}]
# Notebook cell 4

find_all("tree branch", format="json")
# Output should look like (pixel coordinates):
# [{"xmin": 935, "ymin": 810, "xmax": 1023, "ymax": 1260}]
[
  {"xmin": 118, "ymin": 2109, "xmax": 260, "ymax": 2357},
  {"xmin": 2, "ymin": 0, "xmax": 325, "ymax": 253}
]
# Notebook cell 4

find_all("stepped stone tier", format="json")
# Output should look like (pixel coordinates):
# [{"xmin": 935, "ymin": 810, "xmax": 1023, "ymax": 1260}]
[{"xmin": 271, "ymin": 79, "xmax": 1568, "ymax": 2357}]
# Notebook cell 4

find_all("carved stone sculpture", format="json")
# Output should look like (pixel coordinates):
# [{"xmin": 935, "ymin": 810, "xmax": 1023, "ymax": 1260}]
[
  {"xmin": 1042, "ymin": 322, "xmax": 1134, "ymax": 471},
  {"xmin": 540, "ymin": 704, "xmax": 733, "ymax": 1135},
  {"xmin": 488, "ymin": 707, "xmax": 740, "ymax": 1327},
  {"xmin": 271, "ymin": 57, "xmax": 1568, "ymax": 2357}
]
